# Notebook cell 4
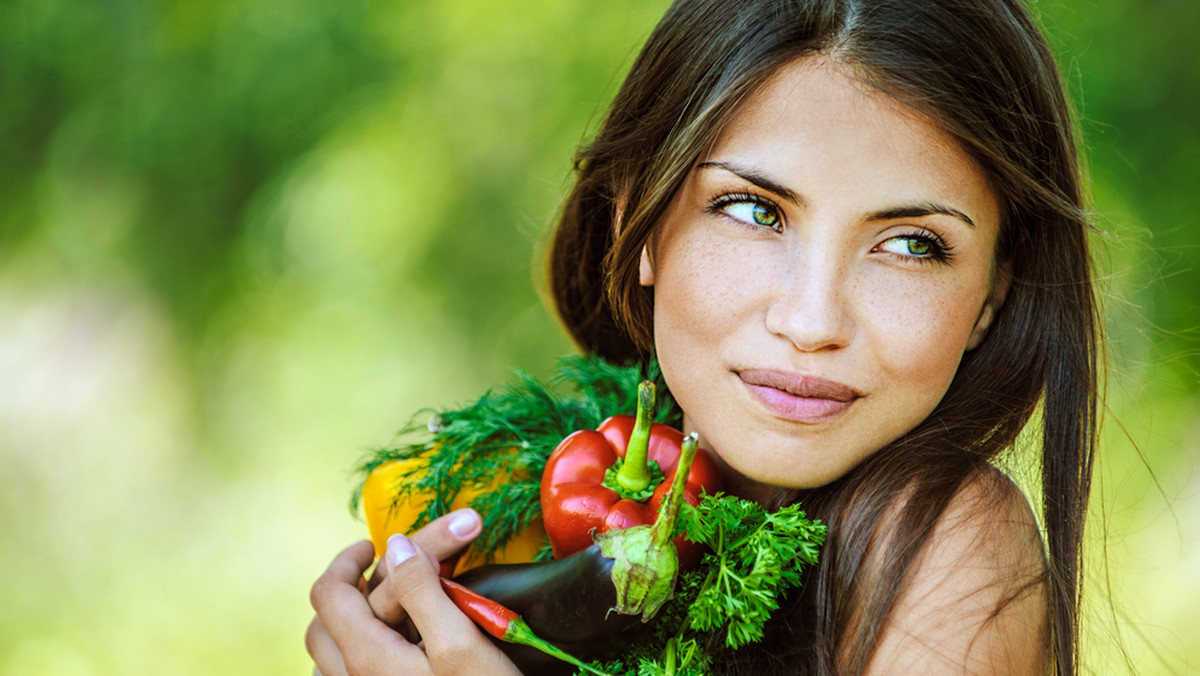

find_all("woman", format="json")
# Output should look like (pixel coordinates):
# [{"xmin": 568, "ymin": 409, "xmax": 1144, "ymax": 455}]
[{"xmin": 308, "ymin": 0, "xmax": 1097, "ymax": 673}]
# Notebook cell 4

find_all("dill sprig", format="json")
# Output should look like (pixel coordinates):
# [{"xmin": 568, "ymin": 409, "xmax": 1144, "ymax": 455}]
[{"xmin": 350, "ymin": 354, "xmax": 679, "ymax": 561}]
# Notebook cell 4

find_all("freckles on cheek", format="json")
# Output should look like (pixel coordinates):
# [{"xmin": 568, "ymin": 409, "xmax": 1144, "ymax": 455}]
[
  {"xmin": 865, "ymin": 280, "xmax": 974, "ymax": 386},
  {"xmin": 657, "ymin": 235, "xmax": 737, "ymax": 326}
]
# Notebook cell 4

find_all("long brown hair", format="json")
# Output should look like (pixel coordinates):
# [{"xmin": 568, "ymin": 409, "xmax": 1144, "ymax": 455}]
[{"xmin": 548, "ymin": 0, "xmax": 1097, "ymax": 674}]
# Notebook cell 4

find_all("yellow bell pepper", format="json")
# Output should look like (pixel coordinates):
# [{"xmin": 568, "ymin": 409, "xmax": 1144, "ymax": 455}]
[{"xmin": 360, "ymin": 457, "xmax": 546, "ymax": 574}]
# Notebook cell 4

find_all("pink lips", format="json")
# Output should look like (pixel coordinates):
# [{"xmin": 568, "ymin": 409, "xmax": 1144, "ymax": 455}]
[{"xmin": 737, "ymin": 369, "xmax": 861, "ymax": 423}]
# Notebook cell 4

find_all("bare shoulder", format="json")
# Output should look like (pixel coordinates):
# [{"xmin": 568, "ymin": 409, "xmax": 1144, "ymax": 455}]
[{"xmin": 865, "ymin": 467, "xmax": 1048, "ymax": 675}]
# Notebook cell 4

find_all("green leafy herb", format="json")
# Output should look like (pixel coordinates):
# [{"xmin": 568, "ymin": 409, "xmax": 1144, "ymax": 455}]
[
  {"xmin": 588, "ymin": 492, "xmax": 826, "ymax": 675},
  {"xmin": 350, "ymin": 355, "xmax": 679, "ymax": 561},
  {"xmin": 348, "ymin": 353, "xmax": 825, "ymax": 673},
  {"xmin": 682, "ymin": 493, "xmax": 824, "ymax": 648}
]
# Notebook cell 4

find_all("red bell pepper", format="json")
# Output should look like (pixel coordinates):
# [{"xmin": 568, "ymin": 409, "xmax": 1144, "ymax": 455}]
[{"xmin": 539, "ymin": 381, "xmax": 723, "ymax": 561}]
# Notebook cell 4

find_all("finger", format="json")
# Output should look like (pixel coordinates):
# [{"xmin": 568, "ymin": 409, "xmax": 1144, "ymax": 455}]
[
  {"xmin": 365, "ymin": 534, "xmax": 421, "ymax": 630},
  {"xmin": 366, "ymin": 509, "xmax": 482, "ymax": 628},
  {"xmin": 304, "ymin": 615, "xmax": 348, "ymax": 676},
  {"xmin": 385, "ymin": 534, "xmax": 520, "ymax": 675},
  {"xmin": 309, "ymin": 541, "xmax": 377, "ymax": 646},
  {"xmin": 367, "ymin": 508, "xmax": 480, "ymax": 591},
  {"xmin": 311, "ymin": 541, "xmax": 434, "ymax": 675},
  {"xmin": 410, "ymin": 508, "xmax": 483, "ymax": 561},
  {"xmin": 310, "ymin": 542, "xmax": 423, "ymax": 664}
]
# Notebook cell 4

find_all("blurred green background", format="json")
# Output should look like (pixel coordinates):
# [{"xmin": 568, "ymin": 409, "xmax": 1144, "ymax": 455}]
[{"xmin": 0, "ymin": 0, "xmax": 1195, "ymax": 673}]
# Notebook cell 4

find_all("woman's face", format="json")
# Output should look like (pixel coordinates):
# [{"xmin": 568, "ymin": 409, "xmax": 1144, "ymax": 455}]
[{"xmin": 643, "ymin": 58, "xmax": 1006, "ymax": 496}]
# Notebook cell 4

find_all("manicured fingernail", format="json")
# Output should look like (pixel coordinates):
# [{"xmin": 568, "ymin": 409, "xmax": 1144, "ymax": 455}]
[
  {"xmin": 387, "ymin": 533, "xmax": 415, "ymax": 568},
  {"xmin": 448, "ymin": 509, "xmax": 481, "ymax": 538}
]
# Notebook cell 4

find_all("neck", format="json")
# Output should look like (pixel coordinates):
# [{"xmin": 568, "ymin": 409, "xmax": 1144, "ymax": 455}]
[{"xmin": 681, "ymin": 416, "xmax": 782, "ymax": 507}]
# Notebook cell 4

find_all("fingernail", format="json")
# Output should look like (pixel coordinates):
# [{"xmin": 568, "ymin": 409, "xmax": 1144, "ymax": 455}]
[
  {"xmin": 447, "ymin": 509, "xmax": 481, "ymax": 538},
  {"xmin": 386, "ymin": 533, "xmax": 415, "ymax": 569}
]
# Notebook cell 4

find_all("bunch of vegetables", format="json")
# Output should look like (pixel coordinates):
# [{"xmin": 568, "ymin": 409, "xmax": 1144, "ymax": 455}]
[{"xmin": 352, "ymin": 356, "xmax": 826, "ymax": 674}]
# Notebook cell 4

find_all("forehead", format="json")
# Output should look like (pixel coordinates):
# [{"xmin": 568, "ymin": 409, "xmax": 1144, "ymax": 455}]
[{"xmin": 705, "ymin": 57, "xmax": 999, "ymax": 228}]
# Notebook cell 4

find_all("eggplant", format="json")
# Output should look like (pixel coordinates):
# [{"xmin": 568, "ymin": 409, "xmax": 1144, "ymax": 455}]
[
  {"xmin": 451, "ymin": 433, "xmax": 702, "ymax": 674},
  {"xmin": 455, "ymin": 543, "xmax": 648, "ymax": 674}
]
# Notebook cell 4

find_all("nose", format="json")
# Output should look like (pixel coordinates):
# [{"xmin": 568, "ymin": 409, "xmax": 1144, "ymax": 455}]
[{"xmin": 763, "ymin": 250, "xmax": 854, "ymax": 352}]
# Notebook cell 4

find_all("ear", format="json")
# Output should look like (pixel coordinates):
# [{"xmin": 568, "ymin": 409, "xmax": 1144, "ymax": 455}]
[
  {"xmin": 639, "ymin": 244, "xmax": 655, "ymax": 287},
  {"xmin": 966, "ymin": 262, "xmax": 1011, "ymax": 351}
]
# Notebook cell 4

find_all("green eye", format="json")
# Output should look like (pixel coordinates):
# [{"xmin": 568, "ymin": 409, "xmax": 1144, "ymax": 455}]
[
  {"xmin": 751, "ymin": 203, "xmax": 778, "ymax": 227},
  {"xmin": 722, "ymin": 200, "xmax": 780, "ymax": 229},
  {"xmin": 904, "ymin": 238, "xmax": 932, "ymax": 256},
  {"xmin": 878, "ymin": 234, "xmax": 946, "ymax": 261}
]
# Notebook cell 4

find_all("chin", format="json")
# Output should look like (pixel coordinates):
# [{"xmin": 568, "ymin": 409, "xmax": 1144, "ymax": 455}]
[{"xmin": 722, "ymin": 444, "xmax": 854, "ymax": 492}]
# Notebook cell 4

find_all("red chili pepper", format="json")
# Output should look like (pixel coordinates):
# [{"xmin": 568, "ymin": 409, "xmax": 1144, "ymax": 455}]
[
  {"xmin": 439, "ymin": 578, "xmax": 610, "ymax": 676},
  {"xmin": 438, "ymin": 577, "xmax": 517, "ymax": 640},
  {"xmin": 540, "ymin": 381, "xmax": 723, "ymax": 561}
]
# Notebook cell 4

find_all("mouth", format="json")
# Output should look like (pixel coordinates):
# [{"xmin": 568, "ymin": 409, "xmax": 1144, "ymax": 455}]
[{"xmin": 736, "ymin": 368, "xmax": 862, "ymax": 423}]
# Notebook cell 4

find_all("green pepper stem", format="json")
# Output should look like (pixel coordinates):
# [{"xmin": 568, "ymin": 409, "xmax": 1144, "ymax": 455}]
[
  {"xmin": 502, "ymin": 616, "xmax": 612, "ymax": 676},
  {"xmin": 650, "ymin": 433, "xmax": 698, "ymax": 551},
  {"xmin": 614, "ymin": 380, "xmax": 655, "ymax": 495}
]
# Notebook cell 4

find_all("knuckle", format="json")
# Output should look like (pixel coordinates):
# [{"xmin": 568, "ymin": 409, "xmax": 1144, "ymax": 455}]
[
  {"xmin": 387, "ymin": 557, "xmax": 434, "ymax": 601},
  {"xmin": 343, "ymin": 644, "xmax": 390, "ymax": 676},
  {"xmin": 308, "ymin": 578, "xmax": 325, "ymax": 611},
  {"xmin": 367, "ymin": 585, "xmax": 405, "ymax": 627},
  {"xmin": 386, "ymin": 571, "xmax": 423, "ymax": 606},
  {"xmin": 303, "ymin": 617, "xmax": 322, "ymax": 658},
  {"xmin": 439, "ymin": 634, "xmax": 474, "ymax": 656},
  {"xmin": 425, "ymin": 638, "xmax": 474, "ymax": 672},
  {"xmin": 309, "ymin": 574, "xmax": 335, "ymax": 612},
  {"xmin": 431, "ymin": 620, "xmax": 490, "ymax": 660},
  {"xmin": 342, "ymin": 651, "xmax": 371, "ymax": 676}
]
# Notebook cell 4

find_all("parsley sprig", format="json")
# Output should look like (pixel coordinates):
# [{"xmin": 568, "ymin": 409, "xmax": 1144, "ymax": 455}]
[
  {"xmin": 682, "ymin": 494, "xmax": 824, "ymax": 647},
  {"xmin": 590, "ymin": 493, "xmax": 826, "ymax": 675}
]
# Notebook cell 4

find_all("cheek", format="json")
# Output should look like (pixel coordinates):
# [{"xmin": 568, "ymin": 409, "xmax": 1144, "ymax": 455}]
[
  {"xmin": 652, "ymin": 230, "xmax": 754, "ymax": 347},
  {"xmin": 857, "ymin": 272, "xmax": 986, "ymax": 399},
  {"xmin": 650, "ymin": 228, "xmax": 758, "ymax": 439}
]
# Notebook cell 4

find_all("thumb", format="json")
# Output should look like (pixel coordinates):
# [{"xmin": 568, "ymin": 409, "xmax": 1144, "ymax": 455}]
[
  {"xmin": 386, "ymin": 535, "xmax": 520, "ymax": 674},
  {"xmin": 385, "ymin": 534, "xmax": 481, "ymax": 654}
]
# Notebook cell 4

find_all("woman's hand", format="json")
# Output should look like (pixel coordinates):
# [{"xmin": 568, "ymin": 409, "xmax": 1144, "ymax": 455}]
[{"xmin": 306, "ymin": 509, "xmax": 522, "ymax": 675}]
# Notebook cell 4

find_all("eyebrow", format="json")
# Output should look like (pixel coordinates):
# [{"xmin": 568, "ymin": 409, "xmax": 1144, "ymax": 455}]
[
  {"xmin": 696, "ymin": 160, "xmax": 977, "ymax": 229},
  {"xmin": 696, "ymin": 160, "xmax": 801, "ymax": 205},
  {"xmin": 864, "ymin": 202, "xmax": 976, "ymax": 229}
]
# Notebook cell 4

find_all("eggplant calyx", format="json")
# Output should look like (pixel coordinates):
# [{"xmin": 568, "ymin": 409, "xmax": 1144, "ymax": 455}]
[
  {"xmin": 594, "ymin": 433, "xmax": 698, "ymax": 620},
  {"xmin": 595, "ymin": 522, "xmax": 678, "ymax": 620}
]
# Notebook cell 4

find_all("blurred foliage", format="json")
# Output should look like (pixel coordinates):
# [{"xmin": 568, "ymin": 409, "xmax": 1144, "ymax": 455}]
[{"xmin": 0, "ymin": 0, "xmax": 1196, "ymax": 674}]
